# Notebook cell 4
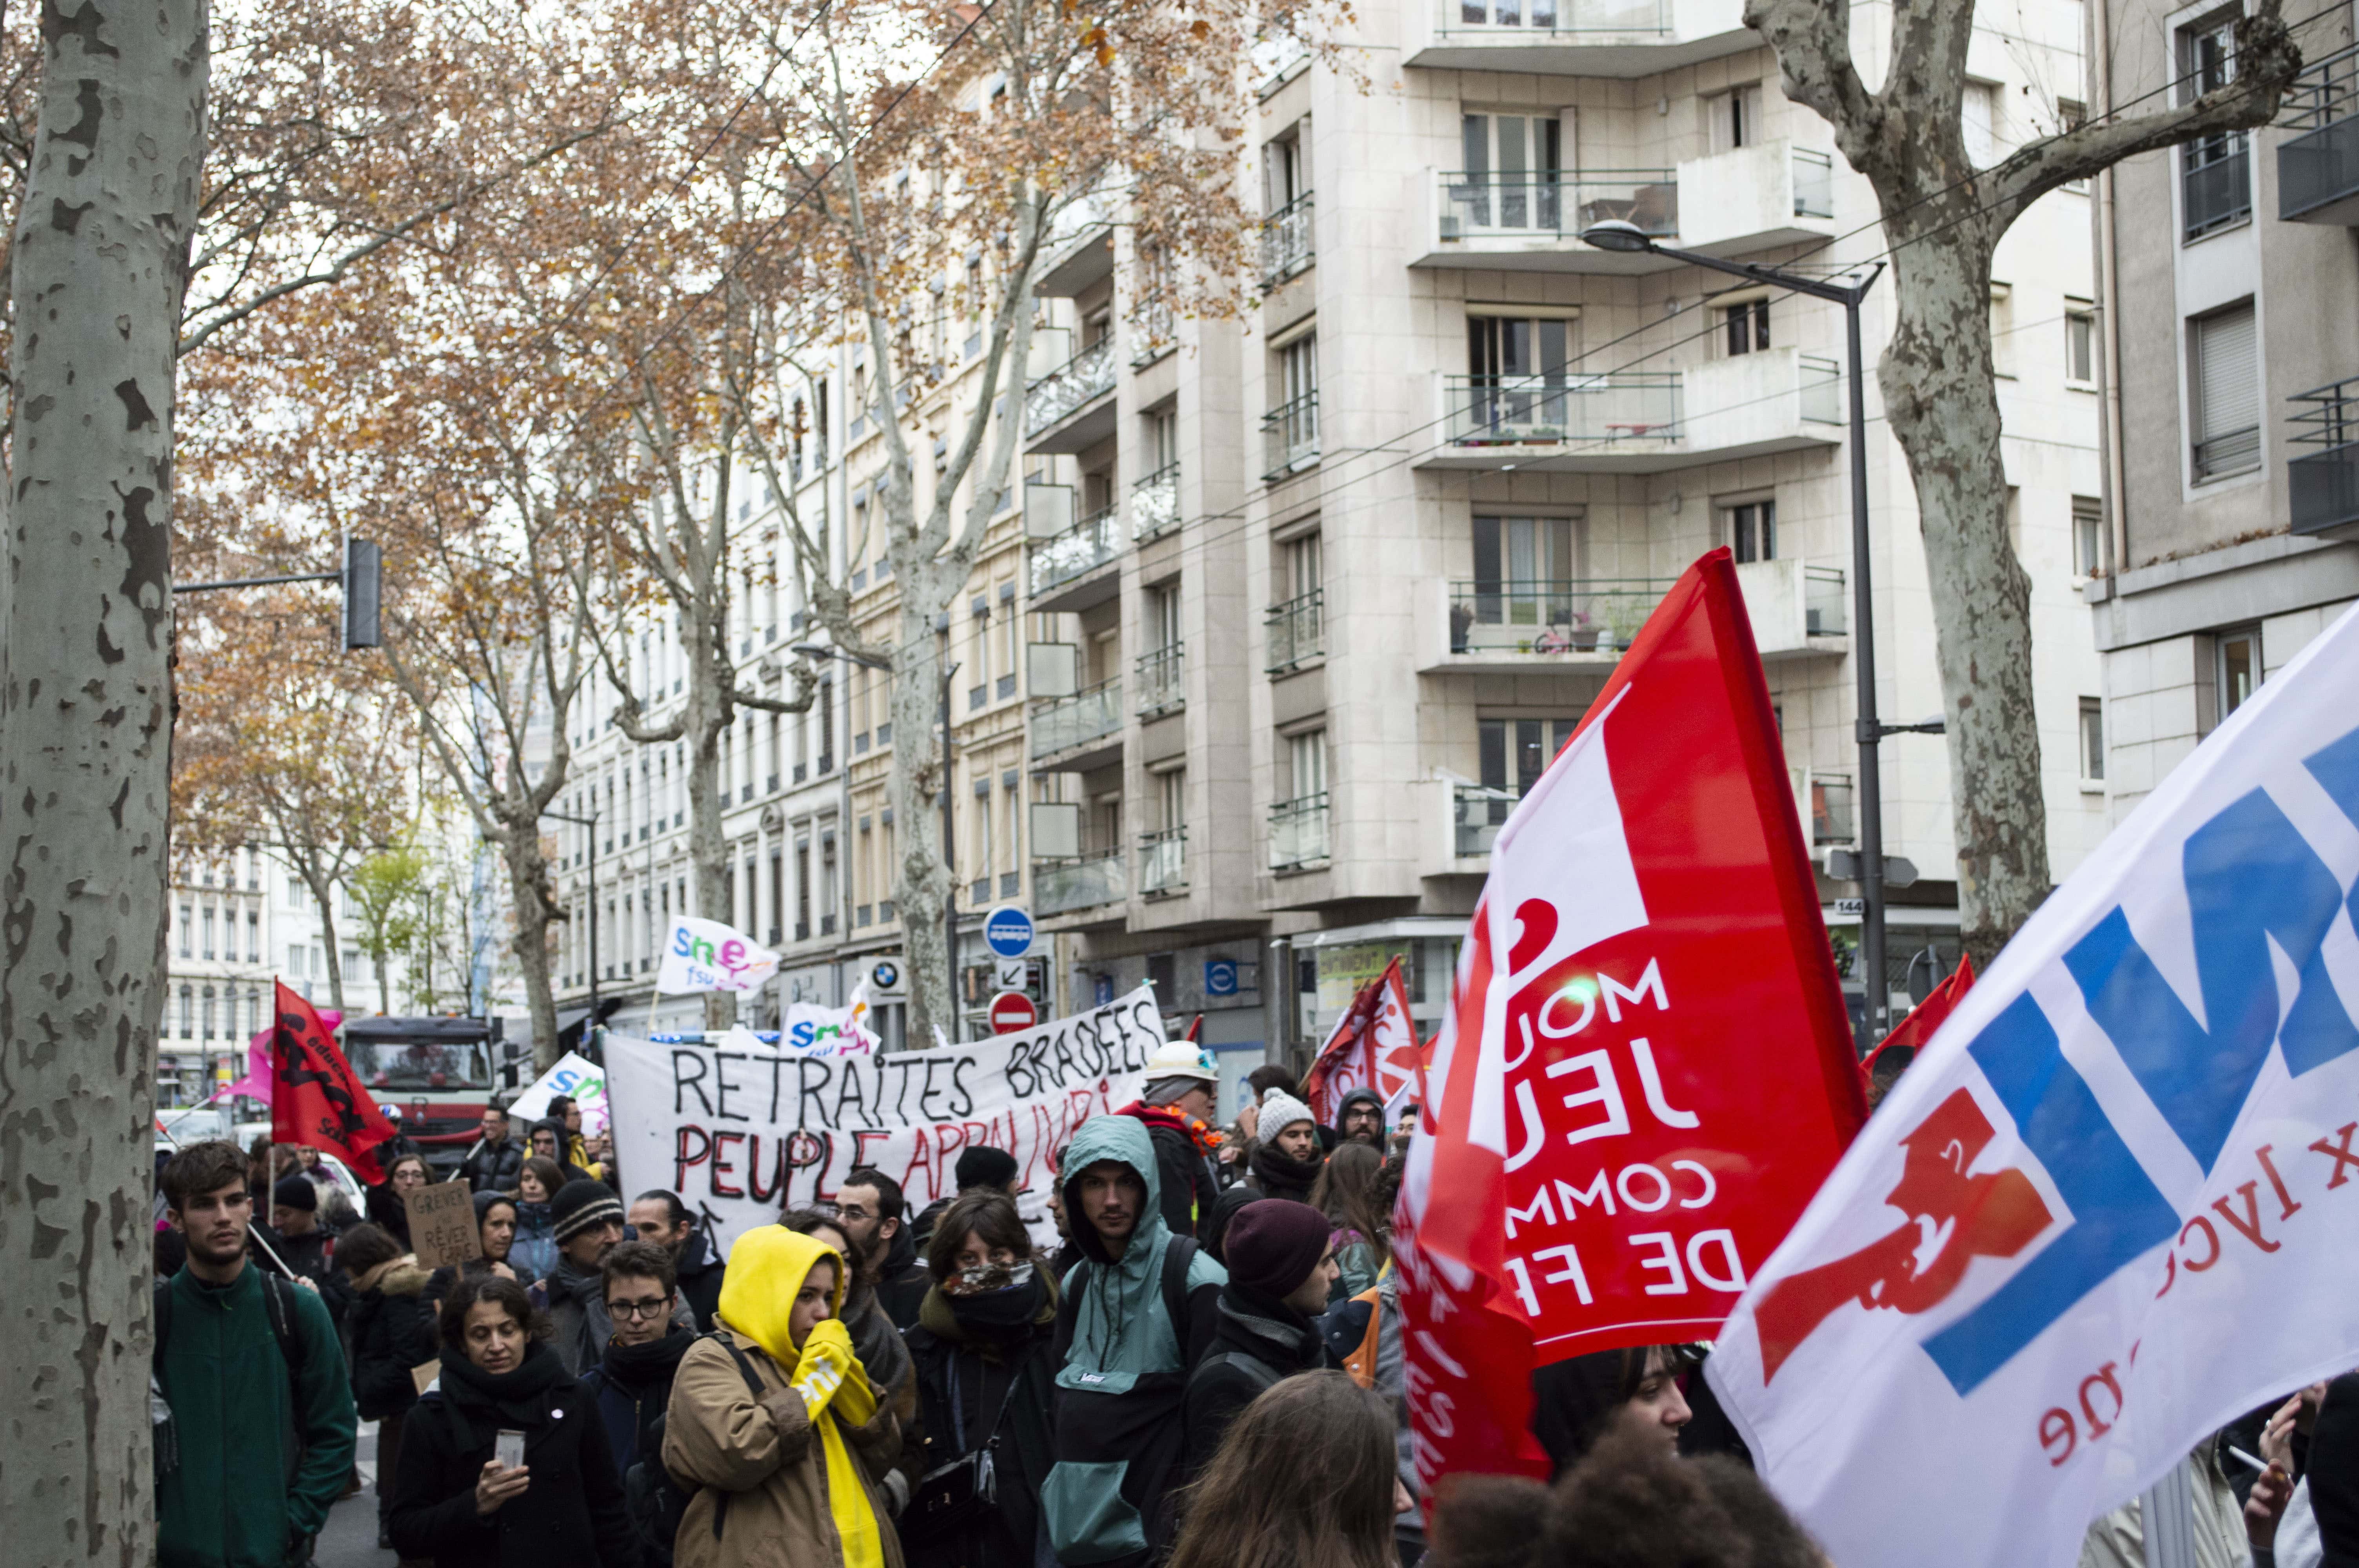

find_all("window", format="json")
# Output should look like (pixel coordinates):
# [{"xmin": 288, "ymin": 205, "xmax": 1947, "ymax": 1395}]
[
  {"xmin": 2190, "ymin": 302, "xmax": 2260, "ymax": 481},
  {"xmin": 1480, "ymin": 717, "xmax": 1579, "ymax": 797},
  {"xmin": 1267, "ymin": 129, "xmax": 1309, "ymax": 213},
  {"xmin": 1468, "ymin": 315, "xmax": 1570, "ymax": 384},
  {"xmin": 1158, "ymin": 768, "xmax": 1186, "ymax": 832},
  {"xmin": 178, "ymin": 902, "xmax": 192, "ymax": 959},
  {"xmin": 202, "ymin": 906, "xmax": 216, "ymax": 962},
  {"xmin": 2065, "ymin": 302, "xmax": 2097, "ymax": 385},
  {"xmin": 1148, "ymin": 408, "xmax": 1178, "ymax": 473},
  {"xmin": 1287, "ymin": 728, "xmax": 1328, "ymax": 800},
  {"xmin": 2179, "ymin": 11, "xmax": 2250, "ymax": 239},
  {"xmin": 1724, "ymin": 299, "xmax": 1770, "ymax": 356},
  {"xmin": 1707, "ymin": 85, "xmax": 1764, "ymax": 154},
  {"xmin": 2079, "ymin": 698, "xmax": 2106, "ymax": 784},
  {"xmin": 2217, "ymin": 626, "xmax": 2261, "ymax": 718},
  {"xmin": 201, "ymin": 985, "xmax": 216, "ymax": 1042},
  {"xmin": 1283, "ymin": 532, "xmax": 1323, "ymax": 601},
  {"xmin": 1458, "ymin": 113, "xmax": 1563, "ymax": 228},
  {"xmin": 1147, "ymin": 582, "xmax": 1181, "ymax": 653},
  {"xmin": 1472, "ymin": 515, "xmax": 1583, "ymax": 630},
  {"xmin": 247, "ymin": 911, "xmax": 260, "ymax": 964},
  {"xmin": 2073, "ymin": 496, "xmax": 2105, "ymax": 577},
  {"xmin": 178, "ymin": 985, "xmax": 193, "ymax": 1038},
  {"xmin": 1726, "ymin": 499, "xmax": 1776, "ymax": 563},
  {"xmin": 1281, "ymin": 336, "xmax": 1318, "ymax": 408},
  {"xmin": 1962, "ymin": 81, "xmax": 1999, "ymax": 167}
]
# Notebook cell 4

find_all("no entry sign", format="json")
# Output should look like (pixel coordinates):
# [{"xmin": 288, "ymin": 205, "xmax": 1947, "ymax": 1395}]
[{"xmin": 989, "ymin": 990, "xmax": 1039, "ymax": 1034}]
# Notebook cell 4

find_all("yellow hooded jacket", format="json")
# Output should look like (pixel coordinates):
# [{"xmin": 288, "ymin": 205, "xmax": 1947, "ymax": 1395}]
[{"xmin": 662, "ymin": 1226, "xmax": 901, "ymax": 1568}]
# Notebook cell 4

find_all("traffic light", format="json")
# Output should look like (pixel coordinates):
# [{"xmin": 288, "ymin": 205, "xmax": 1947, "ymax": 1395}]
[{"xmin": 342, "ymin": 535, "xmax": 382, "ymax": 649}]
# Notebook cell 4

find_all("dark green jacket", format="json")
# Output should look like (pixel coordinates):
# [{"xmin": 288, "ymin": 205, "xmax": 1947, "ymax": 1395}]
[{"xmin": 155, "ymin": 1263, "xmax": 357, "ymax": 1568}]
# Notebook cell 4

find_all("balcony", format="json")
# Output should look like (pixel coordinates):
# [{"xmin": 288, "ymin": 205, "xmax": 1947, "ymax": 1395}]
[
  {"xmin": 1266, "ymin": 588, "xmax": 1325, "ymax": 673},
  {"xmin": 1674, "ymin": 141, "xmax": 1839, "ymax": 255},
  {"xmin": 1139, "ymin": 828, "xmax": 1188, "ymax": 897},
  {"xmin": 1262, "ymin": 392, "xmax": 1320, "ymax": 479},
  {"xmin": 1454, "ymin": 782, "xmax": 1518, "ymax": 858},
  {"xmin": 1261, "ymin": 193, "xmax": 1315, "ymax": 288},
  {"xmin": 1030, "ymin": 677, "xmax": 1123, "ymax": 768},
  {"xmin": 1270, "ymin": 792, "xmax": 1332, "ymax": 872},
  {"xmin": 1036, "ymin": 850, "xmax": 1126, "ymax": 916},
  {"xmin": 1038, "ymin": 188, "xmax": 1120, "ymax": 297},
  {"xmin": 1732, "ymin": 558, "xmax": 1850, "ymax": 659},
  {"xmin": 2290, "ymin": 377, "xmax": 2359, "ymax": 539},
  {"xmin": 1029, "ymin": 505, "xmax": 1122, "ymax": 599},
  {"xmin": 2182, "ymin": 136, "xmax": 2250, "ymax": 241},
  {"xmin": 1407, "ymin": 0, "xmax": 1750, "ymax": 77},
  {"xmin": 1416, "ymin": 348, "xmax": 1841, "ymax": 474},
  {"xmin": 1441, "ymin": 577, "xmax": 1670, "ymax": 668},
  {"xmin": 1136, "ymin": 643, "xmax": 1185, "ymax": 717},
  {"xmin": 1132, "ymin": 462, "xmax": 1181, "ymax": 542},
  {"xmin": 1412, "ymin": 169, "xmax": 1679, "ymax": 274},
  {"xmin": 1025, "ymin": 337, "xmax": 1117, "ymax": 453},
  {"xmin": 1130, "ymin": 296, "xmax": 1176, "ymax": 367},
  {"xmin": 2281, "ymin": 45, "xmax": 2359, "ymax": 224}
]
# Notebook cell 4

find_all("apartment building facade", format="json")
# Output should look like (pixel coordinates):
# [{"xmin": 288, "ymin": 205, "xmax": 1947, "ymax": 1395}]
[
  {"xmin": 2087, "ymin": 1, "xmax": 2359, "ymax": 808},
  {"xmin": 550, "ymin": 2, "xmax": 2110, "ymax": 1100}
]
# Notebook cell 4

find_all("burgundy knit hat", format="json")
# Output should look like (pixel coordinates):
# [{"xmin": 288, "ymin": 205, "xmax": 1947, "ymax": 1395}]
[{"xmin": 1221, "ymin": 1197, "xmax": 1331, "ymax": 1297}]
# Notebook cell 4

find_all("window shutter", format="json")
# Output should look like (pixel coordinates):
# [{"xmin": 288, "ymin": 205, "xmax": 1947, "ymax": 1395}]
[{"xmin": 2194, "ymin": 305, "xmax": 2257, "ymax": 442}]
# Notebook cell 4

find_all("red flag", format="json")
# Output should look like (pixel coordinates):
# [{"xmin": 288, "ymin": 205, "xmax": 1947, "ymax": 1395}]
[
  {"xmin": 1398, "ymin": 549, "xmax": 1864, "ymax": 1493},
  {"xmin": 271, "ymin": 980, "xmax": 399, "ymax": 1180},
  {"xmin": 1305, "ymin": 958, "xmax": 1408, "ymax": 1122},
  {"xmin": 1858, "ymin": 951, "xmax": 1975, "ymax": 1088}
]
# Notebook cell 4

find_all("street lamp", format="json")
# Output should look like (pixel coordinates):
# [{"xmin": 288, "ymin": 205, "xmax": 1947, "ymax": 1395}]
[
  {"xmin": 540, "ymin": 806, "xmax": 599, "ymax": 1036},
  {"xmin": 1582, "ymin": 220, "xmax": 1910, "ymax": 1049},
  {"xmin": 793, "ymin": 642, "xmax": 961, "ymax": 1043}
]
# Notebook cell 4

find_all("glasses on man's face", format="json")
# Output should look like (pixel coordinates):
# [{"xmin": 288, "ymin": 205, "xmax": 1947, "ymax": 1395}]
[
  {"xmin": 610, "ymin": 1297, "xmax": 673, "ymax": 1321},
  {"xmin": 835, "ymin": 1204, "xmax": 874, "ymax": 1223}
]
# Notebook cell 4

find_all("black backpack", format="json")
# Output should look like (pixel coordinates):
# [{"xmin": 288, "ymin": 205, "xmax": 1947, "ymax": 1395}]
[
  {"xmin": 151, "ymin": 1269, "xmax": 312, "ymax": 1488},
  {"xmin": 624, "ymin": 1332, "xmax": 769, "ymax": 1564}
]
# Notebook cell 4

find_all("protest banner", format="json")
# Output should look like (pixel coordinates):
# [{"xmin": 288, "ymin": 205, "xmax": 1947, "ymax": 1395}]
[
  {"xmin": 271, "ymin": 980, "xmax": 399, "ymax": 1180},
  {"xmin": 1397, "ymin": 548, "xmax": 1865, "ymax": 1490},
  {"xmin": 606, "ymin": 984, "xmax": 1165, "ymax": 1252},
  {"xmin": 507, "ymin": 1051, "xmax": 609, "ymax": 1134},
  {"xmin": 406, "ymin": 1178, "xmax": 481, "ymax": 1270},
  {"xmin": 656, "ymin": 915, "xmax": 781, "ymax": 995},
  {"xmin": 1304, "ymin": 958, "xmax": 1415, "ymax": 1123},
  {"xmin": 1710, "ymin": 601, "xmax": 2359, "ymax": 1568}
]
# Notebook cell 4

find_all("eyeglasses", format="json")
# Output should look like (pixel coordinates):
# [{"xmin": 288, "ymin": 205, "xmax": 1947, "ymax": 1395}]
[
  {"xmin": 834, "ymin": 1204, "xmax": 874, "ymax": 1222},
  {"xmin": 609, "ymin": 1298, "xmax": 673, "ymax": 1321}
]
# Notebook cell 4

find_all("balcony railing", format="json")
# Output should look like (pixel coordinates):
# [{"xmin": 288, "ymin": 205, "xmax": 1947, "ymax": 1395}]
[
  {"xmin": 1448, "ymin": 578, "xmax": 1672, "ymax": 654},
  {"xmin": 1444, "ymin": 373, "xmax": 1681, "ymax": 446},
  {"xmin": 1261, "ymin": 192, "xmax": 1315, "ymax": 286},
  {"xmin": 1792, "ymin": 147, "xmax": 1834, "ymax": 220},
  {"xmin": 1438, "ymin": 0, "xmax": 1669, "ymax": 32},
  {"xmin": 1811, "ymin": 773, "xmax": 1854, "ymax": 845},
  {"xmin": 1262, "ymin": 391, "xmax": 1320, "ymax": 479},
  {"xmin": 1136, "ymin": 643, "xmax": 1185, "ymax": 717},
  {"xmin": 1132, "ymin": 462, "xmax": 1181, "ymax": 541},
  {"xmin": 2282, "ymin": 42, "xmax": 2359, "ymax": 224},
  {"xmin": 1265, "ymin": 588, "xmax": 1325, "ymax": 672},
  {"xmin": 2291, "ymin": 376, "xmax": 2359, "ymax": 534},
  {"xmin": 1804, "ymin": 564, "xmax": 1848, "ymax": 635},
  {"xmin": 1437, "ymin": 170, "xmax": 1676, "ymax": 240},
  {"xmin": 1029, "ymin": 505, "xmax": 1121, "ymax": 595},
  {"xmin": 1130, "ymin": 295, "xmax": 1176, "ymax": 366},
  {"xmin": 1140, "ymin": 828, "xmax": 1188, "ymax": 896},
  {"xmin": 1454, "ymin": 783, "xmax": 1518, "ymax": 858},
  {"xmin": 1036, "ymin": 850, "xmax": 1125, "ymax": 914},
  {"xmin": 2182, "ymin": 136, "xmax": 2250, "ymax": 240},
  {"xmin": 1025, "ymin": 337, "xmax": 1115, "ymax": 435},
  {"xmin": 1030, "ymin": 677, "xmax": 1123, "ymax": 759},
  {"xmin": 1270, "ymin": 792, "xmax": 1332, "ymax": 871}
]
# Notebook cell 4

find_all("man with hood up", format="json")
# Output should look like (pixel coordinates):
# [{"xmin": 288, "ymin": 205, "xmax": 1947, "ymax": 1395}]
[
  {"xmin": 665, "ymin": 1225, "xmax": 907, "ymax": 1568},
  {"xmin": 1042, "ymin": 1114, "xmax": 1227, "ymax": 1568},
  {"xmin": 1332, "ymin": 1086, "xmax": 1387, "ymax": 1151}
]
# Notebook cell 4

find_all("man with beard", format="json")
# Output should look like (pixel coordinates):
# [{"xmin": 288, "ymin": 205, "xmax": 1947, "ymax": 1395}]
[
  {"xmin": 541, "ymin": 1178, "xmax": 628, "ymax": 1373},
  {"xmin": 457, "ymin": 1103, "xmax": 524, "ymax": 1195},
  {"xmin": 626, "ymin": 1188, "xmax": 724, "ymax": 1331},
  {"xmin": 836, "ymin": 1166, "xmax": 931, "ymax": 1329},
  {"xmin": 154, "ymin": 1141, "xmax": 356, "ymax": 1568},
  {"xmin": 1332, "ymin": 1087, "xmax": 1387, "ymax": 1151},
  {"xmin": 1245, "ymin": 1086, "xmax": 1324, "ymax": 1204},
  {"xmin": 577, "ymin": 1240, "xmax": 696, "ymax": 1567}
]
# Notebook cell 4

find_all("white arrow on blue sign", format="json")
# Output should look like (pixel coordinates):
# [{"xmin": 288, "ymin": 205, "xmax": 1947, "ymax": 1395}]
[{"xmin": 984, "ymin": 905, "xmax": 1036, "ymax": 959}]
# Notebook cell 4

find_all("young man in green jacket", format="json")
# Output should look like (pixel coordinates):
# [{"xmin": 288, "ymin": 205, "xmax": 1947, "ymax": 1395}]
[{"xmin": 156, "ymin": 1140, "xmax": 357, "ymax": 1568}]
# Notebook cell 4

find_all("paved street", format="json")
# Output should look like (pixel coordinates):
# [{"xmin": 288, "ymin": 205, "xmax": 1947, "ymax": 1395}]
[{"xmin": 313, "ymin": 1421, "xmax": 391, "ymax": 1568}]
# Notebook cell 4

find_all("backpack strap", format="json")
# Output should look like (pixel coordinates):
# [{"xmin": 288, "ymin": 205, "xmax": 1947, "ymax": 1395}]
[
  {"xmin": 1205, "ymin": 1349, "xmax": 1285, "ymax": 1395},
  {"xmin": 1158, "ymin": 1236, "xmax": 1200, "ymax": 1352},
  {"xmin": 706, "ymin": 1332, "xmax": 770, "ymax": 1543},
  {"xmin": 259, "ymin": 1272, "xmax": 307, "ymax": 1380}
]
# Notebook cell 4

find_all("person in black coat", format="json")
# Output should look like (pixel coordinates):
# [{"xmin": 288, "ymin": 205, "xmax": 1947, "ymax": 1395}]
[
  {"xmin": 369, "ymin": 1151, "xmax": 433, "ymax": 1251},
  {"xmin": 339, "ymin": 1223, "xmax": 433, "ymax": 1548},
  {"xmin": 2309, "ymin": 1372, "xmax": 2359, "ymax": 1563},
  {"xmin": 389, "ymin": 1274, "xmax": 638, "ymax": 1568},
  {"xmin": 574, "ymin": 1241, "xmax": 696, "ymax": 1529},
  {"xmin": 1182, "ymin": 1198, "xmax": 1336, "ymax": 1470},
  {"xmin": 901, "ymin": 1189, "xmax": 1063, "ymax": 1568}
]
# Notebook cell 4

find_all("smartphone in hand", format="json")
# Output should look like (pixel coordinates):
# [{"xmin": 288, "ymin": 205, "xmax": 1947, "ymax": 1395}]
[{"xmin": 495, "ymin": 1430, "xmax": 526, "ymax": 1470}]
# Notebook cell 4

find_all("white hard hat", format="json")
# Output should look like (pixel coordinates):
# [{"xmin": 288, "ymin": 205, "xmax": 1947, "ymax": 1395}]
[{"xmin": 1142, "ymin": 1036, "xmax": 1218, "ymax": 1084}]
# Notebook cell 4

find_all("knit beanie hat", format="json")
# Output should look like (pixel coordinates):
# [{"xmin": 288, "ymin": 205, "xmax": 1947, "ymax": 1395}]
[
  {"xmin": 271, "ymin": 1174, "xmax": 318, "ymax": 1212},
  {"xmin": 955, "ymin": 1144, "xmax": 1021, "ymax": 1191},
  {"xmin": 1257, "ymin": 1085, "xmax": 1317, "ymax": 1142},
  {"xmin": 551, "ymin": 1178, "xmax": 623, "ymax": 1243},
  {"xmin": 1222, "ymin": 1198, "xmax": 1331, "ymax": 1298}
]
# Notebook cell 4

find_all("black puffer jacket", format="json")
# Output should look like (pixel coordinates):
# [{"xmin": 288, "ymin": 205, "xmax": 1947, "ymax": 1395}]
[{"xmin": 349, "ymin": 1259, "xmax": 435, "ymax": 1422}]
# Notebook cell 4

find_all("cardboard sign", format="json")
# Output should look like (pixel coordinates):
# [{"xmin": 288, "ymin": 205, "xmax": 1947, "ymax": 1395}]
[
  {"xmin": 407, "ymin": 1178, "xmax": 481, "ymax": 1270},
  {"xmin": 410, "ymin": 1358, "xmax": 442, "ymax": 1398}
]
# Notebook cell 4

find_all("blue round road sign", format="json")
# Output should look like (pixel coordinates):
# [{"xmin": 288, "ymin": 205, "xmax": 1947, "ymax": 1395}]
[{"xmin": 985, "ymin": 905, "xmax": 1035, "ymax": 959}]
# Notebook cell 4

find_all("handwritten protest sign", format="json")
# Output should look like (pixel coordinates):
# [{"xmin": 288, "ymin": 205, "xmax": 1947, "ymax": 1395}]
[
  {"xmin": 407, "ymin": 1178, "xmax": 481, "ymax": 1270},
  {"xmin": 606, "ymin": 985, "xmax": 1163, "ymax": 1252}
]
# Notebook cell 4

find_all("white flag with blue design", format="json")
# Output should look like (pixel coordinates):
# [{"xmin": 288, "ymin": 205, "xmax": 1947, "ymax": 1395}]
[{"xmin": 1708, "ymin": 603, "xmax": 2359, "ymax": 1568}]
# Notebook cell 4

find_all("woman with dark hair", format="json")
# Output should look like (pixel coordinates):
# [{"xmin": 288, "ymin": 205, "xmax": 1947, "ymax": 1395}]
[
  {"xmin": 420, "ymin": 1192, "xmax": 521, "ymax": 1340},
  {"xmin": 900, "ymin": 1189, "xmax": 1063, "ymax": 1568},
  {"xmin": 368, "ymin": 1151, "xmax": 432, "ymax": 1250},
  {"xmin": 340, "ymin": 1222, "xmax": 432, "ymax": 1549},
  {"xmin": 508, "ymin": 1157, "xmax": 565, "ymax": 1286},
  {"xmin": 1528, "ymin": 1345, "xmax": 1696, "ymax": 1478},
  {"xmin": 1308, "ymin": 1143, "xmax": 1391, "ymax": 1304},
  {"xmin": 1166, "ymin": 1370, "xmax": 1405, "ymax": 1568},
  {"xmin": 389, "ymin": 1274, "xmax": 638, "ymax": 1566}
]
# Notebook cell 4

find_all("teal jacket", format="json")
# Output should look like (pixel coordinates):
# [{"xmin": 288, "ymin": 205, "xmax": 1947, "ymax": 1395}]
[{"xmin": 155, "ymin": 1263, "xmax": 357, "ymax": 1568}]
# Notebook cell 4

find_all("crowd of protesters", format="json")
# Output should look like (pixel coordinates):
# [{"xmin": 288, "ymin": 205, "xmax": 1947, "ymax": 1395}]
[{"xmin": 152, "ymin": 1033, "xmax": 2359, "ymax": 1568}]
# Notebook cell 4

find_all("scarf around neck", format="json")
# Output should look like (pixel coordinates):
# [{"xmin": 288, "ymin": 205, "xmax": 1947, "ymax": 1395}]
[
  {"xmin": 601, "ymin": 1325, "xmax": 694, "ymax": 1393},
  {"xmin": 1250, "ymin": 1142, "xmax": 1323, "ymax": 1200},
  {"xmin": 440, "ymin": 1339, "xmax": 569, "ymax": 1428},
  {"xmin": 920, "ymin": 1268, "xmax": 1056, "ymax": 1347}
]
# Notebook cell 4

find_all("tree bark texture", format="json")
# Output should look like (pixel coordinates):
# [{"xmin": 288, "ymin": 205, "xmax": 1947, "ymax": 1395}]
[{"xmin": 0, "ymin": 0, "xmax": 207, "ymax": 1562}]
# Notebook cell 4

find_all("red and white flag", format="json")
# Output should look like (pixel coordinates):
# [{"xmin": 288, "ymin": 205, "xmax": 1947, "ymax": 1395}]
[
  {"xmin": 1306, "ymin": 957, "xmax": 1417, "ymax": 1123},
  {"xmin": 1396, "ymin": 549, "xmax": 1865, "ymax": 1491}
]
